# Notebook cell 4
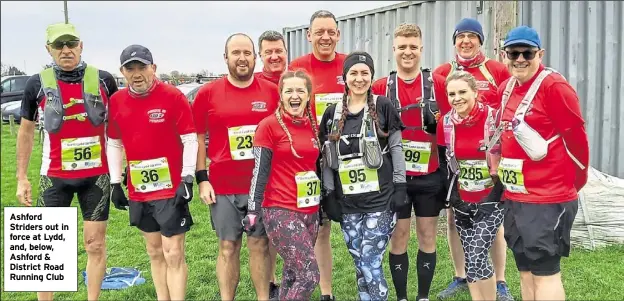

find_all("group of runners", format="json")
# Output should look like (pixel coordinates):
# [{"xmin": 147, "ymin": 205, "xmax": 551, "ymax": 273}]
[{"xmin": 15, "ymin": 9, "xmax": 589, "ymax": 301}]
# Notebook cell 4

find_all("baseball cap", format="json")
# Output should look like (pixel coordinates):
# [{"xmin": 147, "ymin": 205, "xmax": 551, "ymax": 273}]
[
  {"xmin": 120, "ymin": 44, "xmax": 154, "ymax": 66},
  {"xmin": 46, "ymin": 23, "xmax": 80, "ymax": 44},
  {"xmin": 503, "ymin": 26, "xmax": 542, "ymax": 49}
]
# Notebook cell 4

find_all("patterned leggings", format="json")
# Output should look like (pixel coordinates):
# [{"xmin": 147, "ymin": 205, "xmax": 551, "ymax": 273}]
[
  {"xmin": 455, "ymin": 205, "xmax": 505, "ymax": 283},
  {"xmin": 340, "ymin": 210, "xmax": 397, "ymax": 301},
  {"xmin": 262, "ymin": 207, "xmax": 320, "ymax": 301}
]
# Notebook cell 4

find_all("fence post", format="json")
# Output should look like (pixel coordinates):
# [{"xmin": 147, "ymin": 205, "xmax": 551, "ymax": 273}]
[
  {"xmin": 492, "ymin": 1, "xmax": 518, "ymax": 62},
  {"xmin": 9, "ymin": 115, "xmax": 15, "ymax": 135}
]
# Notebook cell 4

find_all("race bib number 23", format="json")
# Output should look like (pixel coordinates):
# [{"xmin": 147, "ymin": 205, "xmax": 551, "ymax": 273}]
[
  {"xmin": 315, "ymin": 93, "xmax": 343, "ymax": 123},
  {"xmin": 497, "ymin": 158, "xmax": 528, "ymax": 194},
  {"xmin": 228, "ymin": 125, "xmax": 257, "ymax": 160}
]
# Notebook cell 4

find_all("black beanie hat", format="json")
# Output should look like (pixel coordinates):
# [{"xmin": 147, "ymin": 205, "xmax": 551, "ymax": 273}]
[{"xmin": 343, "ymin": 51, "xmax": 375, "ymax": 83}]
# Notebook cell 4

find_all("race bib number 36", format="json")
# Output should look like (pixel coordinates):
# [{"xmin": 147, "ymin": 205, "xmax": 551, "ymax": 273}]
[
  {"xmin": 402, "ymin": 140, "xmax": 431, "ymax": 173},
  {"xmin": 338, "ymin": 159, "xmax": 380, "ymax": 195},
  {"xmin": 295, "ymin": 171, "xmax": 321, "ymax": 208},
  {"xmin": 315, "ymin": 93, "xmax": 343, "ymax": 123},
  {"xmin": 129, "ymin": 158, "xmax": 173, "ymax": 193},
  {"xmin": 497, "ymin": 158, "xmax": 528, "ymax": 194},
  {"xmin": 61, "ymin": 136, "xmax": 102, "ymax": 170},
  {"xmin": 228, "ymin": 125, "xmax": 257, "ymax": 160},
  {"xmin": 458, "ymin": 160, "xmax": 493, "ymax": 192}
]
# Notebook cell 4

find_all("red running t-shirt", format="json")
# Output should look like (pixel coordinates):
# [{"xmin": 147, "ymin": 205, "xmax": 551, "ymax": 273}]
[
  {"xmin": 497, "ymin": 65, "xmax": 586, "ymax": 204},
  {"xmin": 436, "ymin": 106, "xmax": 495, "ymax": 203},
  {"xmin": 254, "ymin": 112, "xmax": 321, "ymax": 213},
  {"xmin": 372, "ymin": 72, "xmax": 447, "ymax": 176},
  {"xmin": 107, "ymin": 82, "xmax": 196, "ymax": 202},
  {"xmin": 288, "ymin": 52, "xmax": 346, "ymax": 124},
  {"xmin": 434, "ymin": 59, "xmax": 511, "ymax": 114},
  {"xmin": 192, "ymin": 77, "xmax": 280, "ymax": 195}
]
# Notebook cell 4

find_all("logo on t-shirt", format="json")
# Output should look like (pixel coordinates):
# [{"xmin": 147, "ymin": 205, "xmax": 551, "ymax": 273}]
[
  {"xmin": 311, "ymin": 138, "xmax": 319, "ymax": 150},
  {"xmin": 476, "ymin": 81, "xmax": 490, "ymax": 91},
  {"xmin": 147, "ymin": 109, "xmax": 166, "ymax": 123},
  {"xmin": 251, "ymin": 101, "xmax": 268, "ymax": 112},
  {"xmin": 336, "ymin": 76, "xmax": 345, "ymax": 86}
]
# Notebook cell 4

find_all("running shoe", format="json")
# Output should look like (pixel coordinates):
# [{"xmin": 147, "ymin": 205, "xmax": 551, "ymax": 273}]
[
  {"xmin": 497, "ymin": 281, "xmax": 514, "ymax": 301},
  {"xmin": 437, "ymin": 277, "xmax": 468, "ymax": 299}
]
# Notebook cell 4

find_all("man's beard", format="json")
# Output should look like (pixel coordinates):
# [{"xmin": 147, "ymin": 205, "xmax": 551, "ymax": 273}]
[{"xmin": 228, "ymin": 62, "xmax": 254, "ymax": 81}]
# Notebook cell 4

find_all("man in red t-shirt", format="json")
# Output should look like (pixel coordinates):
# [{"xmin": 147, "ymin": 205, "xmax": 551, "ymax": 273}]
[
  {"xmin": 192, "ymin": 33, "xmax": 279, "ymax": 301},
  {"xmin": 498, "ymin": 26, "xmax": 589, "ymax": 301},
  {"xmin": 255, "ymin": 30, "xmax": 287, "ymax": 85},
  {"xmin": 287, "ymin": 10, "xmax": 345, "ymax": 301},
  {"xmin": 107, "ymin": 45, "xmax": 198, "ymax": 301},
  {"xmin": 434, "ymin": 18, "xmax": 513, "ymax": 301},
  {"xmin": 16, "ymin": 22, "xmax": 118, "ymax": 301}
]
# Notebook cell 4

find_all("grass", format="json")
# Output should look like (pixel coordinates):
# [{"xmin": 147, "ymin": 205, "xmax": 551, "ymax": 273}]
[{"xmin": 1, "ymin": 122, "xmax": 623, "ymax": 300}]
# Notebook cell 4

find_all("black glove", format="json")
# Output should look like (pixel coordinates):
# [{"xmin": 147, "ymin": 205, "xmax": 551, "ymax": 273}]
[
  {"xmin": 472, "ymin": 181, "xmax": 504, "ymax": 224},
  {"xmin": 322, "ymin": 190, "xmax": 343, "ymax": 222},
  {"xmin": 110, "ymin": 183, "xmax": 129, "ymax": 210},
  {"xmin": 173, "ymin": 180, "xmax": 193, "ymax": 207},
  {"xmin": 122, "ymin": 166, "xmax": 129, "ymax": 188},
  {"xmin": 453, "ymin": 202, "xmax": 474, "ymax": 229},
  {"xmin": 389, "ymin": 182, "xmax": 409, "ymax": 212},
  {"xmin": 242, "ymin": 212, "xmax": 259, "ymax": 233}
]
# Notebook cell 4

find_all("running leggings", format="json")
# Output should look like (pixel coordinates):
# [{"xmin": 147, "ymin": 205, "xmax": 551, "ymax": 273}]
[
  {"xmin": 262, "ymin": 207, "xmax": 320, "ymax": 301},
  {"xmin": 455, "ymin": 205, "xmax": 505, "ymax": 283},
  {"xmin": 341, "ymin": 210, "xmax": 397, "ymax": 301}
]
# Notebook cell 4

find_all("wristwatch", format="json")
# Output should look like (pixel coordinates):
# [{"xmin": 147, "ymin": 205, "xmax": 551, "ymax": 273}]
[{"xmin": 183, "ymin": 174, "xmax": 194, "ymax": 184}]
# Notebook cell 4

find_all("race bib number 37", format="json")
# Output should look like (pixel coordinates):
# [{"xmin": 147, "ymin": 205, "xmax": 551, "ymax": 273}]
[
  {"xmin": 497, "ymin": 158, "xmax": 528, "ymax": 194},
  {"xmin": 403, "ymin": 140, "xmax": 431, "ymax": 173},
  {"xmin": 129, "ymin": 158, "xmax": 173, "ymax": 193},
  {"xmin": 228, "ymin": 125, "xmax": 257, "ymax": 160},
  {"xmin": 458, "ymin": 160, "xmax": 493, "ymax": 192},
  {"xmin": 315, "ymin": 93, "xmax": 343, "ymax": 123},
  {"xmin": 338, "ymin": 159, "xmax": 380, "ymax": 195},
  {"xmin": 60, "ymin": 136, "xmax": 102, "ymax": 170},
  {"xmin": 295, "ymin": 171, "xmax": 321, "ymax": 208}
]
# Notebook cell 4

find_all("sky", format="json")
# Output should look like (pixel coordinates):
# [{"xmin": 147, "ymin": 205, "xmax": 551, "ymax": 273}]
[{"xmin": 1, "ymin": 1, "xmax": 402, "ymax": 77}]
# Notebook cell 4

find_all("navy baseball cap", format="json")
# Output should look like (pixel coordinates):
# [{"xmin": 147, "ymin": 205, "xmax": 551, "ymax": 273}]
[
  {"xmin": 120, "ymin": 44, "xmax": 154, "ymax": 66},
  {"xmin": 503, "ymin": 26, "xmax": 542, "ymax": 49}
]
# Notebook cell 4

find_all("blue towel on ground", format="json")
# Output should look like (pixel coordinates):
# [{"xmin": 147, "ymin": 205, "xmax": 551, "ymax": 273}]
[{"xmin": 82, "ymin": 267, "xmax": 146, "ymax": 290}]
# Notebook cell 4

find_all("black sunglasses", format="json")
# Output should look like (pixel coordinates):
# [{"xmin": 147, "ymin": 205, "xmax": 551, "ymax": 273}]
[
  {"xmin": 49, "ymin": 40, "xmax": 80, "ymax": 50},
  {"xmin": 505, "ymin": 50, "xmax": 538, "ymax": 60}
]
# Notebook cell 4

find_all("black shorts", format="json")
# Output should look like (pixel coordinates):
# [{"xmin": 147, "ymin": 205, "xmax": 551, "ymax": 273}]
[
  {"xmin": 398, "ymin": 169, "xmax": 447, "ymax": 219},
  {"xmin": 129, "ymin": 198, "xmax": 194, "ymax": 237},
  {"xmin": 504, "ymin": 198, "xmax": 578, "ymax": 276},
  {"xmin": 36, "ymin": 174, "xmax": 110, "ymax": 221}
]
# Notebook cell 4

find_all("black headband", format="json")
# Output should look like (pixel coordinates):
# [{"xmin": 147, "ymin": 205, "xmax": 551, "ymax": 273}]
[{"xmin": 342, "ymin": 52, "xmax": 375, "ymax": 81}]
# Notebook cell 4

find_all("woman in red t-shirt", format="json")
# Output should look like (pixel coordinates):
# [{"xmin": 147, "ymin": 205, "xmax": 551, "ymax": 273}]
[
  {"xmin": 437, "ymin": 71, "xmax": 505, "ymax": 301},
  {"xmin": 242, "ymin": 70, "xmax": 321, "ymax": 300}
]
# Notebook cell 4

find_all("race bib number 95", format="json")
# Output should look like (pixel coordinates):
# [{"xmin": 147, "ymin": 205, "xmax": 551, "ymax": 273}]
[
  {"xmin": 338, "ymin": 158, "xmax": 380, "ymax": 195},
  {"xmin": 129, "ymin": 157, "xmax": 173, "ymax": 193},
  {"xmin": 228, "ymin": 125, "xmax": 257, "ymax": 160},
  {"xmin": 60, "ymin": 136, "xmax": 102, "ymax": 170}
]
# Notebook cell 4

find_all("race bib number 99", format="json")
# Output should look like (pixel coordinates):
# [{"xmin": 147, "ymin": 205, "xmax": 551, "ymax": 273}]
[
  {"xmin": 497, "ymin": 158, "xmax": 528, "ymax": 194},
  {"xmin": 338, "ymin": 158, "xmax": 380, "ymax": 195},
  {"xmin": 315, "ymin": 93, "xmax": 343, "ymax": 123},
  {"xmin": 228, "ymin": 125, "xmax": 257, "ymax": 160},
  {"xmin": 295, "ymin": 171, "xmax": 321, "ymax": 208},
  {"xmin": 60, "ymin": 136, "xmax": 102, "ymax": 170},
  {"xmin": 458, "ymin": 160, "xmax": 493, "ymax": 192},
  {"xmin": 129, "ymin": 157, "xmax": 173, "ymax": 193},
  {"xmin": 402, "ymin": 140, "xmax": 431, "ymax": 173}
]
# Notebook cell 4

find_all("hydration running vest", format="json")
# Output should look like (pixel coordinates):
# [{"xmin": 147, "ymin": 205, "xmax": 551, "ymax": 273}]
[
  {"xmin": 447, "ymin": 58, "xmax": 498, "ymax": 88},
  {"xmin": 386, "ymin": 68, "xmax": 439, "ymax": 134}
]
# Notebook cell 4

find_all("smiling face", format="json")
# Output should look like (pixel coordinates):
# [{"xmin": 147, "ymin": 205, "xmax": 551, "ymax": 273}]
[
  {"xmin": 224, "ymin": 34, "xmax": 256, "ymax": 81},
  {"xmin": 505, "ymin": 45, "xmax": 544, "ymax": 84},
  {"xmin": 454, "ymin": 32, "xmax": 481, "ymax": 59},
  {"xmin": 260, "ymin": 39, "xmax": 287, "ymax": 73},
  {"xmin": 445, "ymin": 74, "xmax": 478, "ymax": 117},
  {"xmin": 121, "ymin": 62, "xmax": 157, "ymax": 93},
  {"xmin": 46, "ymin": 36, "xmax": 82, "ymax": 71},
  {"xmin": 279, "ymin": 76, "xmax": 310, "ymax": 117},
  {"xmin": 346, "ymin": 63, "xmax": 372, "ymax": 97},
  {"xmin": 307, "ymin": 17, "xmax": 340, "ymax": 60},
  {"xmin": 393, "ymin": 35, "xmax": 422, "ymax": 72}
]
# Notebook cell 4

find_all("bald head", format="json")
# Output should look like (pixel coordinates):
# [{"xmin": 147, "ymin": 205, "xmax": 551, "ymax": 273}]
[{"xmin": 224, "ymin": 33, "xmax": 255, "ymax": 55}]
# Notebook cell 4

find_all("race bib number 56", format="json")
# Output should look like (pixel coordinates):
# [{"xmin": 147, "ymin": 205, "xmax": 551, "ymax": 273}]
[
  {"xmin": 61, "ymin": 136, "xmax": 102, "ymax": 170},
  {"xmin": 338, "ymin": 158, "xmax": 380, "ymax": 195},
  {"xmin": 497, "ymin": 158, "xmax": 528, "ymax": 194},
  {"xmin": 228, "ymin": 125, "xmax": 257, "ymax": 160},
  {"xmin": 129, "ymin": 158, "xmax": 173, "ymax": 193}
]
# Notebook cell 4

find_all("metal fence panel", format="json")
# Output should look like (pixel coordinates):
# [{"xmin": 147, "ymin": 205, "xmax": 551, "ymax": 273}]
[{"xmin": 518, "ymin": 1, "xmax": 624, "ymax": 177}]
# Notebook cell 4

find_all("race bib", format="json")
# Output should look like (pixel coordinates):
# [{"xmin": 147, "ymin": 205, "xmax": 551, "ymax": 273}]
[
  {"xmin": 228, "ymin": 125, "xmax": 257, "ymax": 160},
  {"xmin": 403, "ymin": 140, "xmax": 431, "ymax": 173},
  {"xmin": 458, "ymin": 160, "xmax": 493, "ymax": 192},
  {"xmin": 338, "ymin": 158, "xmax": 380, "ymax": 195},
  {"xmin": 129, "ymin": 157, "xmax": 173, "ymax": 193},
  {"xmin": 60, "ymin": 136, "xmax": 102, "ymax": 170},
  {"xmin": 497, "ymin": 158, "xmax": 528, "ymax": 194},
  {"xmin": 295, "ymin": 171, "xmax": 321, "ymax": 208},
  {"xmin": 315, "ymin": 93, "xmax": 343, "ymax": 123}
]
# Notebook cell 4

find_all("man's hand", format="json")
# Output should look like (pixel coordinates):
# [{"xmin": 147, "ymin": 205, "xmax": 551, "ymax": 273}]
[
  {"xmin": 16, "ymin": 178, "xmax": 33, "ymax": 206},
  {"xmin": 198, "ymin": 181, "xmax": 216, "ymax": 205},
  {"xmin": 110, "ymin": 183, "xmax": 129, "ymax": 210},
  {"xmin": 472, "ymin": 202, "xmax": 500, "ymax": 224},
  {"xmin": 173, "ymin": 180, "xmax": 194, "ymax": 207},
  {"xmin": 242, "ymin": 212, "xmax": 258, "ymax": 233}
]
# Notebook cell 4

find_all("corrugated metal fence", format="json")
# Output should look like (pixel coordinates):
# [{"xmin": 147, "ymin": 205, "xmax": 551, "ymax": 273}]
[
  {"xmin": 517, "ymin": 0, "xmax": 623, "ymax": 178},
  {"xmin": 283, "ymin": 0, "xmax": 624, "ymax": 177}
]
